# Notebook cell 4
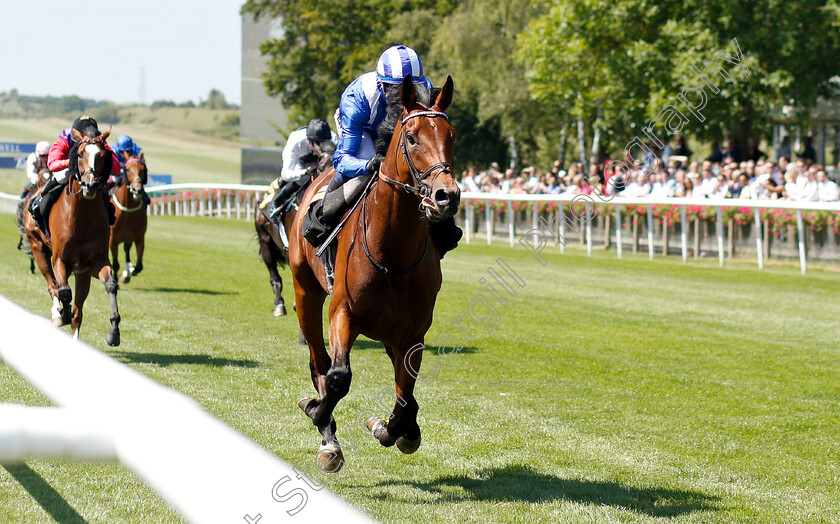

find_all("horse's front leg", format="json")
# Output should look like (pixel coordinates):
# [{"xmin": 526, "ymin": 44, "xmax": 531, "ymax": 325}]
[
  {"xmin": 94, "ymin": 260, "xmax": 120, "ymax": 347},
  {"xmin": 120, "ymin": 241, "xmax": 133, "ymax": 283},
  {"xmin": 71, "ymin": 271, "xmax": 92, "ymax": 340},
  {"xmin": 367, "ymin": 341, "xmax": 422, "ymax": 453},
  {"xmin": 132, "ymin": 236, "xmax": 144, "ymax": 276},
  {"xmin": 52, "ymin": 257, "xmax": 72, "ymax": 326},
  {"xmin": 300, "ymin": 306, "xmax": 357, "ymax": 473},
  {"xmin": 110, "ymin": 238, "xmax": 120, "ymax": 276}
]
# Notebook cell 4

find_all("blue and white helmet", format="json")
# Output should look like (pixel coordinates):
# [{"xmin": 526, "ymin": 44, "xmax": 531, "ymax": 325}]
[{"xmin": 376, "ymin": 45, "xmax": 428, "ymax": 85}]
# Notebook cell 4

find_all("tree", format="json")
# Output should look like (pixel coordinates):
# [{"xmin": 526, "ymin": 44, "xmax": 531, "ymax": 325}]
[
  {"xmin": 518, "ymin": 0, "xmax": 840, "ymax": 157},
  {"xmin": 241, "ymin": 0, "xmax": 421, "ymax": 126}
]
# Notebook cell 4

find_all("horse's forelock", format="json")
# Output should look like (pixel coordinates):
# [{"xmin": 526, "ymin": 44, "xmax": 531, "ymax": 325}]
[{"xmin": 375, "ymin": 83, "xmax": 442, "ymax": 156}]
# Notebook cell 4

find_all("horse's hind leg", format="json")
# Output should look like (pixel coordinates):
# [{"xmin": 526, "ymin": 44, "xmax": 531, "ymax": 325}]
[
  {"xmin": 53, "ymin": 258, "xmax": 72, "ymax": 327},
  {"xmin": 94, "ymin": 260, "xmax": 120, "ymax": 347},
  {"xmin": 294, "ymin": 278, "xmax": 346, "ymax": 471},
  {"xmin": 31, "ymin": 240, "xmax": 60, "ymax": 324},
  {"xmin": 367, "ymin": 342, "xmax": 422, "ymax": 453},
  {"xmin": 71, "ymin": 271, "xmax": 92, "ymax": 340},
  {"xmin": 259, "ymin": 236, "xmax": 285, "ymax": 316}
]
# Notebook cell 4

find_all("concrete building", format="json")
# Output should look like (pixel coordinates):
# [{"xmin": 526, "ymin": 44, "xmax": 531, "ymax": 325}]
[{"xmin": 241, "ymin": 13, "xmax": 288, "ymax": 184}]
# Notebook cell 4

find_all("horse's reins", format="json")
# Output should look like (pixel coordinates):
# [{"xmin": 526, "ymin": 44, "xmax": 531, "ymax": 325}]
[
  {"xmin": 69, "ymin": 136, "xmax": 109, "ymax": 196},
  {"xmin": 112, "ymin": 159, "xmax": 146, "ymax": 213},
  {"xmin": 380, "ymin": 110, "xmax": 451, "ymax": 206},
  {"xmin": 360, "ymin": 110, "xmax": 450, "ymax": 274},
  {"xmin": 315, "ymin": 109, "xmax": 450, "ymax": 273}
]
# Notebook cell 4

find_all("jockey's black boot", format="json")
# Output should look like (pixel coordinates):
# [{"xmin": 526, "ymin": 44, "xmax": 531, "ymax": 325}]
[
  {"xmin": 269, "ymin": 180, "xmax": 300, "ymax": 219},
  {"xmin": 31, "ymin": 177, "xmax": 62, "ymax": 236},
  {"xmin": 101, "ymin": 191, "xmax": 116, "ymax": 225},
  {"xmin": 429, "ymin": 216, "xmax": 463, "ymax": 260},
  {"xmin": 20, "ymin": 182, "xmax": 35, "ymax": 200}
]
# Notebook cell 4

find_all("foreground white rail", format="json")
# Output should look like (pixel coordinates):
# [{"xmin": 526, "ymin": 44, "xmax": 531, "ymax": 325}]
[{"xmin": 0, "ymin": 294, "xmax": 370, "ymax": 524}]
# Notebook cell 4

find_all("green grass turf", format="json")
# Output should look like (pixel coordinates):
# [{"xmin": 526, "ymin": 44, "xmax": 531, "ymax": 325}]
[
  {"xmin": 0, "ymin": 117, "xmax": 241, "ymax": 195},
  {"xmin": 1, "ymin": 214, "xmax": 839, "ymax": 523}
]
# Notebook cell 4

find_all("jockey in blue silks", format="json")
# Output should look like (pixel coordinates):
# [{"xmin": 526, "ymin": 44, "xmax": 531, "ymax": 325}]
[
  {"xmin": 303, "ymin": 45, "xmax": 462, "ymax": 260},
  {"xmin": 331, "ymin": 45, "xmax": 432, "ymax": 185}
]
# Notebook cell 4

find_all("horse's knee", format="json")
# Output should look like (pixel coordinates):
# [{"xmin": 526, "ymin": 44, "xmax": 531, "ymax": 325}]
[
  {"xmin": 105, "ymin": 277, "xmax": 118, "ymax": 295},
  {"xmin": 326, "ymin": 366, "xmax": 352, "ymax": 399},
  {"xmin": 57, "ymin": 287, "xmax": 71, "ymax": 304}
]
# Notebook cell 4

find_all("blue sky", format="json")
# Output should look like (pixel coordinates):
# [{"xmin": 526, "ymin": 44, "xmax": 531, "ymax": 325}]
[{"xmin": 1, "ymin": 0, "xmax": 245, "ymax": 105}]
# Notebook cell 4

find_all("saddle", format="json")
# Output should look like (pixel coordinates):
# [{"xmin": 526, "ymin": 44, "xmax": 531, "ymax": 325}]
[{"xmin": 301, "ymin": 174, "xmax": 373, "ymax": 293}]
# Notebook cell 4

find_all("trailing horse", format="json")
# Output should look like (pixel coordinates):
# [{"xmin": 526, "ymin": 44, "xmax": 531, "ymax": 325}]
[
  {"xmin": 254, "ymin": 147, "xmax": 335, "ymax": 317},
  {"xmin": 24, "ymin": 129, "xmax": 121, "ymax": 346},
  {"xmin": 109, "ymin": 157, "xmax": 148, "ymax": 283},
  {"xmin": 288, "ymin": 75, "xmax": 459, "ymax": 472}
]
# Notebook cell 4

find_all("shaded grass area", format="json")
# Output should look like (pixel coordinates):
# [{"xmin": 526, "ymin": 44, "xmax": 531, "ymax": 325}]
[{"xmin": 0, "ymin": 214, "xmax": 839, "ymax": 523}]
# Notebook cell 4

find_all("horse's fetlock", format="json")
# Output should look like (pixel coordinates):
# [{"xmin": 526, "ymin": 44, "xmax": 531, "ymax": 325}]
[{"xmin": 105, "ymin": 278, "xmax": 119, "ymax": 294}]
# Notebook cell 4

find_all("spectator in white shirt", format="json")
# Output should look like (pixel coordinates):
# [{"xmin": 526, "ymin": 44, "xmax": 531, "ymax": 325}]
[
  {"xmin": 816, "ymin": 170, "xmax": 840, "ymax": 201},
  {"xmin": 622, "ymin": 172, "xmax": 651, "ymax": 197}
]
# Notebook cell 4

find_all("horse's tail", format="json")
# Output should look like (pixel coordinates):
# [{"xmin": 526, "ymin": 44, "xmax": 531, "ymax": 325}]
[
  {"xmin": 253, "ymin": 200, "xmax": 289, "ymax": 267},
  {"xmin": 16, "ymin": 196, "xmax": 34, "ymax": 258}
]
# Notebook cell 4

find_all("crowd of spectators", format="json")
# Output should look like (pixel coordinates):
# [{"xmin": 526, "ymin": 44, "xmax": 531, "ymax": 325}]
[{"xmin": 457, "ymin": 135, "xmax": 840, "ymax": 202}]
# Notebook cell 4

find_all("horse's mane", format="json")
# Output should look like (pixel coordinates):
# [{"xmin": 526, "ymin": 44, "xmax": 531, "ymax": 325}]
[
  {"xmin": 374, "ymin": 83, "xmax": 442, "ymax": 156},
  {"xmin": 68, "ymin": 128, "xmax": 113, "ymax": 180}
]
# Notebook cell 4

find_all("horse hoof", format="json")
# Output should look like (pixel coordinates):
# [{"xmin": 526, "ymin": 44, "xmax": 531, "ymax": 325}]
[
  {"xmin": 119, "ymin": 273, "xmax": 130, "ymax": 284},
  {"xmin": 298, "ymin": 397, "xmax": 318, "ymax": 416},
  {"xmin": 60, "ymin": 310, "xmax": 72, "ymax": 327},
  {"xmin": 365, "ymin": 416, "xmax": 387, "ymax": 438},
  {"xmin": 274, "ymin": 303, "xmax": 287, "ymax": 317},
  {"xmin": 52, "ymin": 316, "xmax": 63, "ymax": 327},
  {"xmin": 317, "ymin": 443, "xmax": 344, "ymax": 473},
  {"xmin": 105, "ymin": 330, "xmax": 120, "ymax": 347},
  {"xmin": 396, "ymin": 435, "xmax": 422, "ymax": 454},
  {"xmin": 292, "ymin": 301, "xmax": 296, "ymax": 312}
]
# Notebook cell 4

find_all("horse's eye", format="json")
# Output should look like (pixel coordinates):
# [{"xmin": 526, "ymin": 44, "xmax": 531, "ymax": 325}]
[{"xmin": 406, "ymin": 132, "xmax": 417, "ymax": 146}]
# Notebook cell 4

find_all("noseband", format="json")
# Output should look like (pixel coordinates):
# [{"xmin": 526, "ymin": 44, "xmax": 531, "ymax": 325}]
[
  {"xmin": 381, "ymin": 110, "xmax": 452, "ymax": 200},
  {"xmin": 72, "ymin": 136, "xmax": 109, "ymax": 194}
]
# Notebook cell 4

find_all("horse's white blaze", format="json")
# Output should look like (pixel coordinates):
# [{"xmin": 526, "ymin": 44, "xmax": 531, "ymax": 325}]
[{"xmin": 84, "ymin": 144, "xmax": 100, "ymax": 172}]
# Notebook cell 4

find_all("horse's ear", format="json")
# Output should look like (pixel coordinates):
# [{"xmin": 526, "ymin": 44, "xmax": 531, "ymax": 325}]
[
  {"xmin": 101, "ymin": 127, "xmax": 111, "ymax": 142},
  {"xmin": 72, "ymin": 129, "xmax": 84, "ymax": 143},
  {"xmin": 434, "ymin": 75, "xmax": 454, "ymax": 112},
  {"xmin": 400, "ymin": 75, "xmax": 416, "ymax": 110}
]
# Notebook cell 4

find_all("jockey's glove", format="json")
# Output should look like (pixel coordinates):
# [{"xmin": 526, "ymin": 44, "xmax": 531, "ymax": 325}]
[{"xmin": 367, "ymin": 154, "xmax": 385, "ymax": 176}]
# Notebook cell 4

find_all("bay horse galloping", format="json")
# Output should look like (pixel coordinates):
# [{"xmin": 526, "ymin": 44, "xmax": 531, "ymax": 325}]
[
  {"xmin": 255, "ymin": 147, "xmax": 335, "ymax": 317},
  {"xmin": 110, "ymin": 157, "xmax": 148, "ymax": 283},
  {"xmin": 289, "ymin": 75, "xmax": 458, "ymax": 471},
  {"xmin": 24, "ymin": 129, "xmax": 121, "ymax": 346}
]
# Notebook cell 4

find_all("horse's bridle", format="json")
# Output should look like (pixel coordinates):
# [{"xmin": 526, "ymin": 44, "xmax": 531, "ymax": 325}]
[
  {"xmin": 72, "ymin": 136, "xmax": 109, "ymax": 193},
  {"xmin": 380, "ymin": 110, "xmax": 452, "ymax": 201}
]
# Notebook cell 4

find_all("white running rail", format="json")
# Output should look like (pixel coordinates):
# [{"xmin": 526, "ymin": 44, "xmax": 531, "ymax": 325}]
[{"xmin": 0, "ymin": 294, "xmax": 372, "ymax": 524}]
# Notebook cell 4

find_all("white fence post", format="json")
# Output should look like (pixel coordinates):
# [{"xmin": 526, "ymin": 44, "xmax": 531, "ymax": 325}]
[
  {"xmin": 507, "ymin": 201, "xmax": 514, "ymax": 248},
  {"xmin": 755, "ymin": 207, "xmax": 764, "ymax": 269},
  {"xmin": 717, "ymin": 206, "xmax": 725, "ymax": 267},
  {"xmin": 680, "ymin": 205, "xmax": 688, "ymax": 263},
  {"xmin": 465, "ymin": 200, "xmax": 472, "ymax": 244},
  {"xmin": 615, "ymin": 204, "xmax": 622, "ymax": 259},
  {"xmin": 796, "ymin": 209, "xmax": 807, "ymax": 274},
  {"xmin": 647, "ymin": 204, "xmax": 654, "ymax": 260}
]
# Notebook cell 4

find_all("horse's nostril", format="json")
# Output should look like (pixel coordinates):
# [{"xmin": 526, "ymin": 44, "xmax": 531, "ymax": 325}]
[{"xmin": 434, "ymin": 188, "xmax": 449, "ymax": 205}]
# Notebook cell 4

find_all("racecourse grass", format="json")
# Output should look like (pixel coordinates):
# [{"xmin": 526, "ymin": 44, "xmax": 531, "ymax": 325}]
[
  {"xmin": 0, "ymin": 117, "xmax": 241, "ymax": 196},
  {"xmin": 1, "ymin": 214, "xmax": 839, "ymax": 523}
]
